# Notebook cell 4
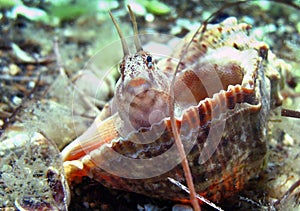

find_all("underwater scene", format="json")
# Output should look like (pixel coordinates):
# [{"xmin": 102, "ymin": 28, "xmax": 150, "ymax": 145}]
[{"xmin": 0, "ymin": 0, "xmax": 300, "ymax": 210}]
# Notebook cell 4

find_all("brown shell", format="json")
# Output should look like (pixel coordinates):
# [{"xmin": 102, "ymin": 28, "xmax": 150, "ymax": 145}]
[{"xmin": 62, "ymin": 17, "xmax": 280, "ymax": 202}]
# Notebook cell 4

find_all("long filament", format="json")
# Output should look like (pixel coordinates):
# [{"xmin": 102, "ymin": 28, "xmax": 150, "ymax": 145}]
[
  {"xmin": 127, "ymin": 5, "xmax": 143, "ymax": 52},
  {"xmin": 109, "ymin": 11, "xmax": 130, "ymax": 56}
]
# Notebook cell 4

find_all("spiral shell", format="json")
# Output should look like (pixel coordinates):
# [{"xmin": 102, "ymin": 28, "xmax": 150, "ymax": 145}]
[{"xmin": 62, "ymin": 16, "xmax": 286, "ymax": 203}]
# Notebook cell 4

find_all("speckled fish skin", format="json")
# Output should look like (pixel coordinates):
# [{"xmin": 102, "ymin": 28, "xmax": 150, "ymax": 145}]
[{"xmin": 62, "ymin": 17, "xmax": 287, "ymax": 203}]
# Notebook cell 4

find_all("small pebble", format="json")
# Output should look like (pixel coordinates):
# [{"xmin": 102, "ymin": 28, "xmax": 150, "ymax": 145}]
[
  {"xmin": 242, "ymin": 16, "xmax": 254, "ymax": 25},
  {"xmin": 255, "ymin": 1, "xmax": 271, "ymax": 11},
  {"xmin": 26, "ymin": 64, "xmax": 35, "ymax": 71},
  {"xmin": 97, "ymin": 0, "xmax": 119, "ymax": 11},
  {"xmin": 12, "ymin": 96, "xmax": 22, "ymax": 106},
  {"xmin": 28, "ymin": 81, "xmax": 35, "ymax": 88},
  {"xmin": 137, "ymin": 203, "xmax": 160, "ymax": 211},
  {"xmin": 89, "ymin": 202, "xmax": 96, "ymax": 208},
  {"xmin": 9, "ymin": 63, "xmax": 21, "ymax": 75},
  {"xmin": 264, "ymin": 24, "xmax": 276, "ymax": 33},
  {"xmin": 170, "ymin": 25, "xmax": 182, "ymax": 35},
  {"xmin": 283, "ymin": 133, "xmax": 294, "ymax": 146},
  {"xmin": 172, "ymin": 204, "xmax": 193, "ymax": 211},
  {"xmin": 145, "ymin": 13, "xmax": 154, "ymax": 22},
  {"xmin": 82, "ymin": 201, "xmax": 89, "ymax": 208}
]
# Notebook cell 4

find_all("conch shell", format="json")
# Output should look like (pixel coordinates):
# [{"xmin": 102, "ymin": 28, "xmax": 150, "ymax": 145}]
[{"xmin": 62, "ymin": 9, "xmax": 285, "ymax": 203}]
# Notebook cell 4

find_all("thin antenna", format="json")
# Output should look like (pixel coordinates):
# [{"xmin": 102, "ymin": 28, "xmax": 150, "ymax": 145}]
[
  {"xmin": 127, "ymin": 5, "xmax": 143, "ymax": 51},
  {"xmin": 109, "ymin": 11, "xmax": 129, "ymax": 56}
]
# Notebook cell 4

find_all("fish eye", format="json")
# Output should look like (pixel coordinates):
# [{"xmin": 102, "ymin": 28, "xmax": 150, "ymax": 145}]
[
  {"xmin": 146, "ymin": 55, "xmax": 152, "ymax": 63},
  {"xmin": 146, "ymin": 55, "xmax": 153, "ymax": 68}
]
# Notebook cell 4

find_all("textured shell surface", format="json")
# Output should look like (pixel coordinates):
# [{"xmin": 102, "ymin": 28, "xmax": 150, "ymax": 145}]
[{"xmin": 62, "ymin": 16, "xmax": 286, "ymax": 203}]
